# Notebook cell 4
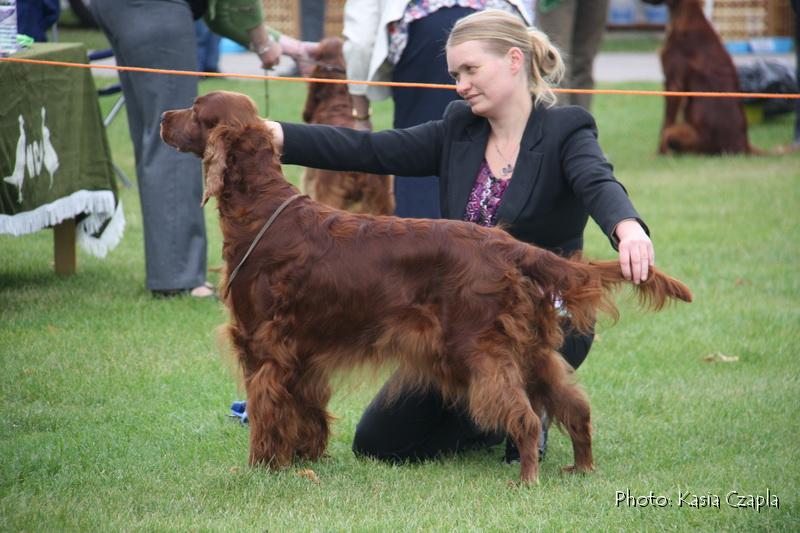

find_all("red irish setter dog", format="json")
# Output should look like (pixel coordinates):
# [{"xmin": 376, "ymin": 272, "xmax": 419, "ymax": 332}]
[
  {"xmin": 644, "ymin": 0, "xmax": 753, "ymax": 154},
  {"xmin": 161, "ymin": 91, "xmax": 692, "ymax": 484},
  {"xmin": 301, "ymin": 37, "xmax": 394, "ymax": 215}
]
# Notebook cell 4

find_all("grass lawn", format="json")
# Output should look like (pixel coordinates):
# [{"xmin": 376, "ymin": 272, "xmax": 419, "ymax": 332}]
[{"xmin": 2, "ymin": 62, "xmax": 799, "ymax": 531}]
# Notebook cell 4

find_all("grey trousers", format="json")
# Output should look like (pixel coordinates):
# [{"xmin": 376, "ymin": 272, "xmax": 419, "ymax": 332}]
[
  {"xmin": 536, "ymin": 0, "xmax": 610, "ymax": 111},
  {"xmin": 91, "ymin": 0, "xmax": 207, "ymax": 291}
]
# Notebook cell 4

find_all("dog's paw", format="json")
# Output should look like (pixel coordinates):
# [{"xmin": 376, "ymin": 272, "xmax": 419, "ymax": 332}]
[
  {"xmin": 507, "ymin": 477, "xmax": 538, "ymax": 489},
  {"xmin": 297, "ymin": 468, "xmax": 320, "ymax": 484},
  {"xmin": 561, "ymin": 464, "xmax": 594, "ymax": 474}
]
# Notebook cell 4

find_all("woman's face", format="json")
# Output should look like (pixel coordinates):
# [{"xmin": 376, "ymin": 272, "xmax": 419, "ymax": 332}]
[{"xmin": 446, "ymin": 40, "xmax": 523, "ymax": 117}]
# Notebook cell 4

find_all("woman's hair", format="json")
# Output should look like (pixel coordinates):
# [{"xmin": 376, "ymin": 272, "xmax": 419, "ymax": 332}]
[{"xmin": 446, "ymin": 10, "xmax": 565, "ymax": 108}]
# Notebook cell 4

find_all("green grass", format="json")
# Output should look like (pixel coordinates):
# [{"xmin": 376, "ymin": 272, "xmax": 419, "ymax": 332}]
[
  {"xmin": 2, "ymin": 69, "xmax": 799, "ymax": 531},
  {"xmin": 601, "ymin": 31, "xmax": 664, "ymax": 53}
]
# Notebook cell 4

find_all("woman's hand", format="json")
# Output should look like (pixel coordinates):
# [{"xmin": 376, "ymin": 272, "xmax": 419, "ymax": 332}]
[
  {"xmin": 352, "ymin": 95, "xmax": 372, "ymax": 131},
  {"xmin": 264, "ymin": 120, "xmax": 284, "ymax": 152},
  {"xmin": 279, "ymin": 36, "xmax": 320, "ymax": 77},
  {"xmin": 248, "ymin": 25, "xmax": 282, "ymax": 70},
  {"xmin": 614, "ymin": 219, "xmax": 654, "ymax": 284},
  {"xmin": 257, "ymin": 40, "xmax": 282, "ymax": 70}
]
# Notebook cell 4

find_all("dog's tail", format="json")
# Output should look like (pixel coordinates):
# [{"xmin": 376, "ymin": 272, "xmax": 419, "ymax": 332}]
[
  {"xmin": 748, "ymin": 142, "xmax": 800, "ymax": 156},
  {"xmin": 517, "ymin": 248, "xmax": 692, "ymax": 334}
]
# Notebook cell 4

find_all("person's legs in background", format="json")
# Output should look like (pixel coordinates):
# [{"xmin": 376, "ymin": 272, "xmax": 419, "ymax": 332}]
[
  {"xmin": 792, "ymin": 0, "xmax": 799, "ymax": 145},
  {"xmin": 536, "ymin": 0, "xmax": 575, "ymax": 106},
  {"xmin": 195, "ymin": 19, "xmax": 221, "ymax": 73},
  {"xmin": 16, "ymin": 0, "xmax": 59, "ymax": 42},
  {"xmin": 536, "ymin": 0, "xmax": 610, "ymax": 110},
  {"xmin": 390, "ymin": 7, "xmax": 475, "ymax": 218},
  {"xmin": 568, "ymin": 0, "xmax": 610, "ymax": 110},
  {"xmin": 91, "ymin": 0, "xmax": 208, "ymax": 294}
]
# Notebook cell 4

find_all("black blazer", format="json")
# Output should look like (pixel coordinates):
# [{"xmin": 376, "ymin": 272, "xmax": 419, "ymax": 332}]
[{"xmin": 281, "ymin": 100, "xmax": 646, "ymax": 256}]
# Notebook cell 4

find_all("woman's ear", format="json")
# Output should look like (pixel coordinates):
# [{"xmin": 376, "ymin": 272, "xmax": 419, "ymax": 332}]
[
  {"xmin": 507, "ymin": 46, "xmax": 525, "ymax": 76},
  {"xmin": 202, "ymin": 128, "xmax": 228, "ymax": 206}
]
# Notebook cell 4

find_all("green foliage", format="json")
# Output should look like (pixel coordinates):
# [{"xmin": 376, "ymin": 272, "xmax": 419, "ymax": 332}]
[{"xmin": 1, "ymin": 76, "xmax": 798, "ymax": 531}]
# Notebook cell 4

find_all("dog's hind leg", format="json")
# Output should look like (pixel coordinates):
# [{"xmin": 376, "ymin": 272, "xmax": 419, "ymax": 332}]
[
  {"xmin": 465, "ymin": 354, "xmax": 542, "ymax": 484},
  {"xmin": 530, "ymin": 353, "xmax": 594, "ymax": 474}
]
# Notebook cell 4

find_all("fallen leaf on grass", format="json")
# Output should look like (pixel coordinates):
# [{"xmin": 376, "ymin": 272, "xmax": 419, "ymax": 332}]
[
  {"xmin": 229, "ymin": 467, "xmax": 239, "ymax": 474},
  {"xmin": 702, "ymin": 352, "xmax": 740, "ymax": 363},
  {"xmin": 297, "ymin": 468, "xmax": 320, "ymax": 484},
  {"xmin": 734, "ymin": 278, "xmax": 752, "ymax": 286}
]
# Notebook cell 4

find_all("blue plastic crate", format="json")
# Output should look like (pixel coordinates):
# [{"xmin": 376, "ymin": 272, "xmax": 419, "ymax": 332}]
[
  {"xmin": 725, "ymin": 41, "xmax": 751, "ymax": 55},
  {"xmin": 220, "ymin": 38, "xmax": 246, "ymax": 54},
  {"xmin": 643, "ymin": 5, "xmax": 668, "ymax": 24}
]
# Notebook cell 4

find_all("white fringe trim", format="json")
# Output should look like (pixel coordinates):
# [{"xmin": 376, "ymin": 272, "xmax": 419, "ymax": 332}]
[
  {"xmin": 77, "ymin": 200, "xmax": 125, "ymax": 258},
  {"xmin": 0, "ymin": 190, "xmax": 125, "ymax": 258}
]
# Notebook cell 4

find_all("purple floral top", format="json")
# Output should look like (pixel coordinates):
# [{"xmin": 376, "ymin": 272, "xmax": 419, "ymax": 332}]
[
  {"xmin": 387, "ymin": 0, "xmax": 525, "ymax": 65},
  {"xmin": 463, "ymin": 160, "xmax": 511, "ymax": 227}
]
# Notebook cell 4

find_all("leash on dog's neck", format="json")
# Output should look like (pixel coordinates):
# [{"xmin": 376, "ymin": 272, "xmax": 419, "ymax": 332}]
[
  {"xmin": 296, "ymin": 58, "xmax": 347, "ymax": 74},
  {"xmin": 224, "ymin": 193, "xmax": 306, "ymax": 298}
]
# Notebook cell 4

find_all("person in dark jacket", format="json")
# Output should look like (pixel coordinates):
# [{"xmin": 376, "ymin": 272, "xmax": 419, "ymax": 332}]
[
  {"xmin": 265, "ymin": 9, "xmax": 653, "ymax": 464},
  {"xmin": 17, "ymin": 0, "xmax": 59, "ymax": 42}
]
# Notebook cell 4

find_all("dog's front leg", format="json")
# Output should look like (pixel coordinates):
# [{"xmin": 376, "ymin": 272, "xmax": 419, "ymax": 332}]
[
  {"xmin": 292, "ymin": 369, "xmax": 334, "ymax": 461},
  {"xmin": 659, "ymin": 58, "xmax": 689, "ymax": 154},
  {"xmin": 245, "ymin": 361, "xmax": 301, "ymax": 469}
]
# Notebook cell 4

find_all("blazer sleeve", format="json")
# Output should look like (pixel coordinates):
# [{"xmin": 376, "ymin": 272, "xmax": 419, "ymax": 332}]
[
  {"xmin": 279, "ymin": 120, "xmax": 445, "ymax": 177},
  {"xmin": 558, "ymin": 108, "xmax": 649, "ymax": 248}
]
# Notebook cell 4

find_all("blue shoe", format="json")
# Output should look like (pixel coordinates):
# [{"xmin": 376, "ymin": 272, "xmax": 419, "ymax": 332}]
[{"xmin": 229, "ymin": 400, "xmax": 248, "ymax": 424}]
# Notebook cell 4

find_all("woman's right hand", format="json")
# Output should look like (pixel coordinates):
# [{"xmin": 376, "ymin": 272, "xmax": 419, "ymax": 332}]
[{"xmin": 264, "ymin": 120, "xmax": 284, "ymax": 152}]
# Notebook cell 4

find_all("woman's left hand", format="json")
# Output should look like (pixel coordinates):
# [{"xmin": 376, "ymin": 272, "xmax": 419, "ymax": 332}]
[
  {"xmin": 614, "ymin": 219, "xmax": 654, "ymax": 284},
  {"xmin": 280, "ymin": 37, "xmax": 320, "ymax": 77}
]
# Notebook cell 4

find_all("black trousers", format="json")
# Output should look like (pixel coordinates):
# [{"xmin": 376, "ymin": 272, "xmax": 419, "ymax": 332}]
[
  {"xmin": 352, "ymin": 328, "xmax": 594, "ymax": 461},
  {"xmin": 390, "ymin": 6, "xmax": 475, "ymax": 218}
]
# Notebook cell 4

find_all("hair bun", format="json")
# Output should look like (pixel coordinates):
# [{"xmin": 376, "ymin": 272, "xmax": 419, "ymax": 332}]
[{"xmin": 529, "ymin": 29, "xmax": 565, "ymax": 84}]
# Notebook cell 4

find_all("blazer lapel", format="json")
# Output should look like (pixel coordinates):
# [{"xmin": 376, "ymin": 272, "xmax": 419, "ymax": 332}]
[
  {"xmin": 447, "ymin": 119, "xmax": 490, "ymax": 219},
  {"xmin": 496, "ymin": 105, "xmax": 546, "ymax": 225}
]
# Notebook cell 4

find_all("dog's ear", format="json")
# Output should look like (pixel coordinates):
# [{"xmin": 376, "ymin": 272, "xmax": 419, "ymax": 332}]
[{"xmin": 201, "ymin": 128, "xmax": 228, "ymax": 206}]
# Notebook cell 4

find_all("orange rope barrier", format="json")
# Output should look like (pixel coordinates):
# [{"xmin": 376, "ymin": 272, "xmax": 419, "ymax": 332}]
[{"xmin": 2, "ymin": 56, "xmax": 800, "ymax": 99}]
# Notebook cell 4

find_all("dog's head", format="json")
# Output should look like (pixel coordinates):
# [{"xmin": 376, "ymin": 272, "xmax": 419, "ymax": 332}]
[
  {"xmin": 314, "ymin": 36, "xmax": 346, "ymax": 69},
  {"xmin": 303, "ymin": 37, "xmax": 349, "ymax": 123},
  {"xmin": 161, "ymin": 91, "xmax": 265, "ymax": 205}
]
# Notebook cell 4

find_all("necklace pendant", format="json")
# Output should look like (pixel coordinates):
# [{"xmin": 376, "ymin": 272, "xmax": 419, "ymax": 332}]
[{"xmin": 501, "ymin": 164, "xmax": 513, "ymax": 176}]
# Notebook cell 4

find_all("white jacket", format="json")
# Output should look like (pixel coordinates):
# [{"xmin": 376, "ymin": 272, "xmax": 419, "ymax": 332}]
[{"xmin": 343, "ymin": 0, "xmax": 531, "ymax": 101}]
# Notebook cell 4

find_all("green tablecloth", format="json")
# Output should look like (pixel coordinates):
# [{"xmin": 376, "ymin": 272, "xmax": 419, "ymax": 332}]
[{"xmin": 0, "ymin": 42, "xmax": 124, "ymax": 257}]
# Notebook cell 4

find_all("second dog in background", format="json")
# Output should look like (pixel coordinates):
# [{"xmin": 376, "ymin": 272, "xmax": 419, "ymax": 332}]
[
  {"xmin": 644, "ymin": 0, "xmax": 752, "ymax": 154},
  {"xmin": 302, "ymin": 38, "xmax": 394, "ymax": 215}
]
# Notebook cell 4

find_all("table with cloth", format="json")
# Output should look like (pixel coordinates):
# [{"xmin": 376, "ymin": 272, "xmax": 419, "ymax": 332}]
[{"xmin": 0, "ymin": 43, "xmax": 124, "ymax": 274}]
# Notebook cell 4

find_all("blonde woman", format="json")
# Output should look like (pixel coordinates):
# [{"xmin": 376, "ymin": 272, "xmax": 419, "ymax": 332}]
[
  {"xmin": 343, "ymin": 0, "xmax": 530, "ymax": 218},
  {"xmin": 266, "ymin": 9, "xmax": 652, "ymax": 463}
]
